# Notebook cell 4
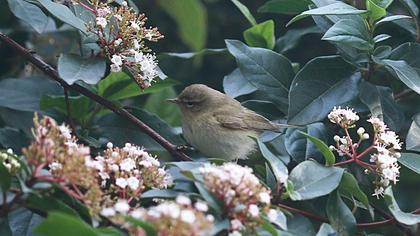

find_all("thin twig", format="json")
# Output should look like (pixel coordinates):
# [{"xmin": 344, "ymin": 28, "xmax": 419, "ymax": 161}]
[{"xmin": 0, "ymin": 33, "xmax": 191, "ymax": 161}]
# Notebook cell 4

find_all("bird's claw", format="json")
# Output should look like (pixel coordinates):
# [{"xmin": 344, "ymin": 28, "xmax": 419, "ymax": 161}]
[{"xmin": 176, "ymin": 145, "xmax": 194, "ymax": 151}]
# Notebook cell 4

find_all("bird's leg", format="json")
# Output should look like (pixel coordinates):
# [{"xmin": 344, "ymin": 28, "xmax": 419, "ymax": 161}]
[{"xmin": 176, "ymin": 144, "xmax": 195, "ymax": 151}]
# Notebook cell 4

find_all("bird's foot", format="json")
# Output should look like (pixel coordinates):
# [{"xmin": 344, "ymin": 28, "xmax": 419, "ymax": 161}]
[{"xmin": 176, "ymin": 145, "xmax": 194, "ymax": 151}]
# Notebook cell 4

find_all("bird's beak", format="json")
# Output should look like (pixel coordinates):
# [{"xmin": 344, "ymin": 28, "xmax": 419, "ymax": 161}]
[{"xmin": 166, "ymin": 98, "xmax": 179, "ymax": 104}]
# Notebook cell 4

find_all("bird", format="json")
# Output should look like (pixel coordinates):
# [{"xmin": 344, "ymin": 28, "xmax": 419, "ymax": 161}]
[{"xmin": 167, "ymin": 84, "xmax": 293, "ymax": 161}]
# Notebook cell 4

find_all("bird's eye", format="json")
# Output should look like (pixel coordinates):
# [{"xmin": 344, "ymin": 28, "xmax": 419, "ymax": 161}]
[{"xmin": 186, "ymin": 102, "xmax": 194, "ymax": 108}]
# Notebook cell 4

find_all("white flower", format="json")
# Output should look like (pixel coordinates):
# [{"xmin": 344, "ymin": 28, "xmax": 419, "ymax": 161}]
[
  {"xmin": 228, "ymin": 231, "xmax": 242, "ymax": 236},
  {"xmin": 96, "ymin": 17, "xmax": 107, "ymax": 28},
  {"xmin": 194, "ymin": 201, "xmax": 208, "ymax": 212},
  {"xmin": 111, "ymin": 151, "xmax": 119, "ymax": 158},
  {"xmin": 48, "ymin": 161, "xmax": 62, "ymax": 171},
  {"xmin": 127, "ymin": 176, "xmax": 140, "ymax": 190},
  {"xmin": 106, "ymin": 142, "xmax": 113, "ymax": 149},
  {"xmin": 100, "ymin": 207, "xmax": 116, "ymax": 217},
  {"xmin": 267, "ymin": 209, "xmax": 278, "ymax": 222},
  {"xmin": 114, "ymin": 14, "xmax": 122, "ymax": 21},
  {"xmin": 258, "ymin": 192, "xmax": 271, "ymax": 204},
  {"xmin": 121, "ymin": 1, "xmax": 128, "ymax": 6},
  {"xmin": 379, "ymin": 131, "xmax": 401, "ymax": 149},
  {"xmin": 368, "ymin": 117, "xmax": 387, "ymax": 133},
  {"xmin": 130, "ymin": 209, "xmax": 144, "ymax": 219},
  {"xmin": 180, "ymin": 209, "xmax": 196, "ymax": 224},
  {"xmin": 111, "ymin": 55, "xmax": 123, "ymax": 66},
  {"xmin": 114, "ymin": 200, "xmax": 130, "ymax": 213},
  {"xmin": 166, "ymin": 203, "xmax": 181, "ymax": 218},
  {"xmin": 130, "ymin": 21, "xmax": 140, "ymax": 30},
  {"xmin": 248, "ymin": 204, "xmax": 259, "ymax": 217},
  {"xmin": 133, "ymin": 39, "xmax": 140, "ymax": 49},
  {"xmin": 176, "ymin": 195, "xmax": 191, "ymax": 205},
  {"xmin": 114, "ymin": 38, "xmax": 123, "ymax": 46},
  {"xmin": 120, "ymin": 158, "xmax": 136, "ymax": 172},
  {"xmin": 362, "ymin": 133, "xmax": 370, "ymax": 139},
  {"xmin": 6, "ymin": 148, "xmax": 13, "ymax": 154},
  {"xmin": 110, "ymin": 64, "xmax": 121, "ymax": 72},
  {"xmin": 97, "ymin": 7, "xmax": 111, "ymax": 17},
  {"xmin": 372, "ymin": 186, "xmax": 385, "ymax": 199},
  {"xmin": 115, "ymin": 178, "xmax": 128, "ymax": 188},
  {"xmin": 328, "ymin": 107, "xmax": 359, "ymax": 127},
  {"xmin": 134, "ymin": 51, "xmax": 143, "ymax": 63},
  {"xmin": 357, "ymin": 127, "xmax": 365, "ymax": 135},
  {"xmin": 58, "ymin": 124, "xmax": 71, "ymax": 140},
  {"xmin": 230, "ymin": 219, "xmax": 244, "ymax": 230}
]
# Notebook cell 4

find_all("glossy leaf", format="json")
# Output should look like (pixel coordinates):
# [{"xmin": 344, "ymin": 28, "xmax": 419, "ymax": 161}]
[
  {"xmin": 258, "ymin": 0, "xmax": 311, "ymax": 15},
  {"xmin": 223, "ymin": 68, "xmax": 257, "ymax": 98},
  {"xmin": 288, "ymin": 56, "xmax": 360, "ymax": 125},
  {"xmin": 40, "ymin": 95, "xmax": 92, "ymax": 123},
  {"xmin": 0, "ymin": 128, "xmax": 29, "ymax": 152},
  {"xmin": 0, "ymin": 162, "xmax": 11, "ymax": 191},
  {"xmin": 322, "ymin": 18, "xmax": 372, "ymax": 50},
  {"xmin": 257, "ymin": 139, "xmax": 288, "ymax": 184},
  {"xmin": 299, "ymin": 131, "xmax": 335, "ymax": 166},
  {"xmin": 316, "ymin": 223, "xmax": 336, "ymax": 236},
  {"xmin": 7, "ymin": 0, "xmax": 49, "ymax": 33},
  {"xmin": 287, "ymin": 2, "xmax": 367, "ymax": 26},
  {"xmin": 376, "ymin": 15, "xmax": 411, "ymax": 26},
  {"xmin": 231, "ymin": 0, "xmax": 257, "ymax": 26},
  {"xmin": 7, "ymin": 208, "xmax": 43, "ymax": 236},
  {"xmin": 38, "ymin": 0, "xmax": 87, "ymax": 33},
  {"xmin": 276, "ymin": 26, "xmax": 321, "ymax": 53},
  {"xmin": 34, "ymin": 212, "xmax": 97, "ymax": 236},
  {"xmin": 384, "ymin": 187, "xmax": 420, "ymax": 225},
  {"xmin": 288, "ymin": 160, "xmax": 344, "ymax": 200},
  {"xmin": 57, "ymin": 54, "xmax": 106, "ymax": 85},
  {"xmin": 226, "ymin": 40, "xmax": 294, "ymax": 112},
  {"xmin": 406, "ymin": 114, "xmax": 420, "ymax": 151},
  {"xmin": 125, "ymin": 217, "xmax": 157, "ymax": 236},
  {"xmin": 398, "ymin": 153, "xmax": 420, "ymax": 174},
  {"xmin": 338, "ymin": 172, "xmax": 369, "ymax": 208},
  {"xmin": 366, "ymin": 0, "xmax": 392, "ymax": 21},
  {"xmin": 382, "ymin": 59, "xmax": 420, "ymax": 95},
  {"xmin": 243, "ymin": 20, "xmax": 275, "ymax": 49},
  {"xmin": 326, "ymin": 191, "xmax": 357, "ymax": 236},
  {"xmin": 388, "ymin": 42, "xmax": 420, "ymax": 76}
]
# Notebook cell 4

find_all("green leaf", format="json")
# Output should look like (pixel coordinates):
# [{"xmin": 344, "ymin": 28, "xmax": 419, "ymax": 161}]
[
  {"xmin": 141, "ymin": 189, "xmax": 180, "ymax": 199},
  {"xmin": 97, "ymin": 72, "xmax": 179, "ymax": 101},
  {"xmin": 316, "ymin": 223, "xmax": 336, "ymax": 236},
  {"xmin": 257, "ymin": 139, "xmax": 288, "ymax": 184},
  {"xmin": 0, "ymin": 162, "xmax": 12, "ymax": 191},
  {"xmin": 231, "ymin": 0, "xmax": 257, "ymax": 26},
  {"xmin": 8, "ymin": 208, "xmax": 43, "ymax": 236},
  {"xmin": 26, "ymin": 194, "xmax": 80, "ymax": 219},
  {"xmin": 322, "ymin": 18, "xmax": 372, "ymax": 50},
  {"xmin": 406, "ymin": 114, "xmax": 420, "ymax": 152},
  {"xmin": 381, "ymin": 59, "xmax": 420, "ymax": 95},
  {"xmin": 373, "ymin": 34, "xmax": 391, "ymax": 43},
  {"xmin": 288, "ymin": 56, "xmax": 360, "ymax": 125},
  {"xmin": 34, "ymin": 212, "xmax": 97, "ymax": 236},
  {"xmin": 37, "ymin": 0, "xmax": 87, "ymax": 33},
  {"xmin": 144, "ymin": 87, "xmax": 181, "ymax": 126},
  {"xmin": 269, "ymin": 209, "xmax": 287, "ymax": 230},
  {"xmin": 358, "ymin": 80, "xmax": 404, "ymax": 131},
  {"xmin": 285, "ymin": 214, "xmax": 315, "ymax": 235},
  {"xmin": 276, "ymin": 26, "xmax": 321, "ymax": 53},
  {"xmin": 223, "ymin": 68, "xmax": 257, "ymax": 98},
  {"xmin": 244, "ymin": 20, "xmax": 275, "ymax": 49},
  {"xmin": 384, "ymin": 187, "xmax": 420, "ymax": 225},
  {"xmin": 40, "ymin": 95, "xmax": 92, "ymax": 123},
  {"xmin": 375, "ymin": 15, "xmax": 411, "ymax": 26},
  {"xmin": 298, "ymin": 131, "xmax": 335, "ymax": 166},
  {"xmin": 260, "ymin": 218, "xmax": 278, "ymax": 236},
  {"xmin": 158, "ymin": 0, "xmax": 207, "ymax": 51},
  {"xmin": 388, "ymin": 42, "xmax": 420, "ymax": 78},
  {"xmin": 57, "ymin": 54, "xmax": 106, "ymax": 85},
  {"xmin": 398, "ymin": 153, "xmax": 420, "ymax": 174},
  {"xmin": 225, "ymin": 39, "xmax": 294, "ymax": 112},
  {"xmin": 7, "ymin": 0, "xmax": 49, "ymax": 33},
  {"xmin": 258, "ymin": 0, "xmax": 311, "ymax": 15},
  {"xmin": 288, "ymin": 160, "xmax": 344, "ymax": 200},
  {"xmin": 96, "ymin": 108, "xmax": 185, "ymax": 151},
  {"xmin": 125, "ymin": 217, "xmax": 157, "ymax": 236},
  {"xmin": 0, "ymin": 128, "xmax": 29, "ymax": 152},
  {"xmin": 287, "ymin": 2, "xmax": 368, "ymax": 26},
  {"xmin": 0, "ymin": 77, "xmax": 62, "ymax": 112},
  {"xmin": 0, "ymin": 217, "xmax": 12, "ymax": 236},
  {"xmin": 326, "ymin": 191, "xmax": 357, "ymax": 236},
  {"xmin": 367, "ymin": 0, "xmax": 392, "ymax": 21},
  {"xmin": 338, "ymin": 172, "xmax": 369, "ymax": 208}
]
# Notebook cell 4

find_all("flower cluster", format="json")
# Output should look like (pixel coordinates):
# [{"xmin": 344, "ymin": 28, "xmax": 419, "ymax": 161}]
[
  {"xmin": 23, "ymin": 115, "xmax": 103, "ymax": 214},
  {"xmin": 102, "ymin": 196, "xmax": 213, "ymax": 236},
  {"xmin": 367, "ymin": 118, "xmax": 402, "ymax": 198},
  {"xmin": 199, "ymin": 163, "xmax": 274, "ymax": 235},
  {"xmin": 327, "ymin": 108, "xmax": 402, "ymax": 198},
  {"xmin": 86, "ymin": 142, "xmax": 172, "ymax": 208},
  {"xmin": 87, "ymin": 1, "xmax": 163, "ymax": 88},
  {"xmin": 0, "ymin": 149, "xmax": 21, "ymax": 175}
]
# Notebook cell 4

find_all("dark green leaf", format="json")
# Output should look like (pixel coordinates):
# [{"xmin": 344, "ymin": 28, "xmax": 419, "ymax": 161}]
[
  {"xmin": 34, "ymin": 212, "xmax": 97, "ymax": 236},
  {"xmin": 406, "ymin": 114, "xmax": 420, "ymax": 151},
  {"xmin": 97, "ymin": 108, "xmax": 185, "ymax": 151},
  {"xmin": 359, "ymin": 80, "xmax": 404, "ymax": 131},
  {"xmin": 0, "ymin": 162, "xmax": 12, "ymax": 191},
  {"xmin": 373, "ymin": 34, "xmax": 391, "ymax": 43},
  {"xmin": 375, "ymin": 15, "xmax": 411, "ymax": 26},
  {"xmin": 257, "ymin": 139, "xmax": 288, "ymax": 184},
  {"xmin": 144, "ymin": 87, "xmax": 181, "ymax": 126},
  {"xmin": 322, "ymin": 18, "xmax": 372, "ymax": 50},
  {"xmin": 398, "ymin": 153, "xmax": 420, "ymax": 174},
  {"xmin": 243, "ymin": 20, "xmax": 275, "ymax": 49},
  {"xmin": 226, "ymin": 40, "xmax": 294, "ymax": 112},
  {"xmin": 8, "ymin": 208, "xmax": 43, "ymax": 236},
  {"xmin": 298, "ymin": 131, "xmax": 335, "ymax": 166},
  {"xmin": 158, "ymin": 0, "xmax": 207, "ymax": 51},
  {"xmin": 40, "ymin": 95, "xmax": 91, "ymax": 123},
  {"xmin": 258, "ymin": 0, "xmax": 311, "ymax": 15},
  {"xmin": 0, "ymin": 217, "xmax": 12, "ymax": 236},
  {"xmin": 26, "ymin": 194, "xmax": 80, "ymax": 218},
  {"xmin": 260, "ymin": 218, "xmax": 278, "ymax": 236},
  {"xmin": 326, "ymin": 191, "xmax": 356, "ymax": 236},
  {"xmin": 0, "ymin": 128, "xmax": 29, "ymax": 151},
  {"xmin": 141, "ymin": 189, "xmax": 180, "ymax": 199},
  {"xmin": 288, "ymin": 56, "xmax": 360, "ymax": 125},
  {"xmin": 7, "ymin": 0, "xmax": 49, "ymax": 33},
  {"xmin": 38, "ymin": 0, "xmax": 87, "ymax": 33},
  {"xmin": 231, "ymin": 0, "xmax": 257, "ymax": 26},
  {"xmin": 57, "ymin": 54, "xmax": 106, "ymax": 85},
  {"xmin": 0, "ymin": 77, "xmax": 62, "ymax": 112},
  {"xmin": 338, "ymin": 172, "xmax": 369, "ymax": 208},
  {"xmin": 388, "ymin": 42, "xmax": 420, "ymax": 77},
  {"xmin": 384, "ymin": 187, "xmax": 420, "ymax": 225},
  {"xmin": 381, "ymin": 59, "xmax": 420, "ymax": 95},
  {"xmin": 162, "ymin": 48, "xmax": 227, "ymax": 59},
  {"xmin": 276, "ymin": 26, "xmax": 321, "ymax": 53},
  {"xmin": 223, "ymin": 68, "xmax": 257, "ymax": 98},
  {"xmin": 288, "ymin": 160, "xmax": 344, "ymax": 200},
  {"xmin": 195, "ymin": 182, "xmax": 223, "ymax": 215},
  {"xmin": 286, "ymin": 215, "xmax": 316, "ymax": 236},
  {"xmin": 316, "ymin": 223, "xmax": 336, "ymax": 236},
  {"xmin": 287, "ymin": 2, "xmax": 368, "ymax": 26},
  {"xmin": 269, "ymin": 209, "xmax": 287, "ymax": 230},
  {"xmin": 125, "ymin": 217, "xmax": 157, "ymax": 236}
]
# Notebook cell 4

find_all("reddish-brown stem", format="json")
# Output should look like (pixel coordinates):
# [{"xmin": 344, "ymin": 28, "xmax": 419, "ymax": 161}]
[
  {"xmin": 334, "ymin": 159, "xmax": 355, "ymax": 166},
  {"xmin": 78, "ymin": 1, "xmax": 96, "ymax": 13},
  {"xmin": 356, "ymin": 144, "xmax": 376, "ymax": 159},
  {"xmin": 344, "ymin": 128, "xmax": 356, "ymax": 157},
  {"xmin": 0, "ymin": 33, "xmax": 191, "ymax": 161}
]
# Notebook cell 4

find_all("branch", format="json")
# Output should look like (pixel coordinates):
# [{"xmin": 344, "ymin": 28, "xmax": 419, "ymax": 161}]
[{"xmin": 0, "ymin": 33, "xmax": 191, "ymax": 161}]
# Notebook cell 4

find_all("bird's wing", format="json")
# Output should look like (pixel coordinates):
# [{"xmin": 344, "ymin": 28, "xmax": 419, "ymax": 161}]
[{"xmin": 214, "ymin": 109, "xmax": 280, "ymax": 131}]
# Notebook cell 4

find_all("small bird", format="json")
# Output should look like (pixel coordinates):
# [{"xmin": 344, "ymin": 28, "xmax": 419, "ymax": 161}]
[{"xmin": 168, "ymin": 84, "xmax": 293, "ymax": 161}]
